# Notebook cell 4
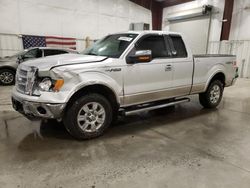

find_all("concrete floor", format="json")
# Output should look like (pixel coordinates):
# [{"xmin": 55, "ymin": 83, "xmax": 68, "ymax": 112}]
[{"xmin": 0, "ymin": 79, "xmax": 250, "ymax": 188}]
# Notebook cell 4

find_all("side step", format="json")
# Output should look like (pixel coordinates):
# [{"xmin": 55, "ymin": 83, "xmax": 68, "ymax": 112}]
[{"xmin": 123, "ymin": 98, "xmax": 190, "ymax": 116}]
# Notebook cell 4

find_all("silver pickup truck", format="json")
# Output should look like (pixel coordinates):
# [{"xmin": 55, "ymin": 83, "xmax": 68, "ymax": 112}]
[{"xmin": 12, "ymin": 31, "xmax": 238, "ymax": 139}]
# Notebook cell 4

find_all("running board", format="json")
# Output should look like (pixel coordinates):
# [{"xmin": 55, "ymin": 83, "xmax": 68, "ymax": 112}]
[{"xmin": 124, "ymin": 98, "xmax": 190, "ymax": 116}]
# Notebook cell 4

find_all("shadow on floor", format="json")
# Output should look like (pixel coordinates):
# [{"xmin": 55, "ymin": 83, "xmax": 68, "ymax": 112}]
[{"xmin": 16, "ymin": 102, "xmax": 218, "ymax": 152}]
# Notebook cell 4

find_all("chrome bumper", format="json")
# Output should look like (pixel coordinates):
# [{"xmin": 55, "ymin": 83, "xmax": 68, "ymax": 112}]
[{"xmin": 12, "ymin": 90, "xmax": 66, "ymax": 119}]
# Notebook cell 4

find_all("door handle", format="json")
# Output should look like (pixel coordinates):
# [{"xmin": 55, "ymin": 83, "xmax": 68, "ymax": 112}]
[{"xmin": 165, "ymin": 64, "xmax": 172, "ymax": 71}]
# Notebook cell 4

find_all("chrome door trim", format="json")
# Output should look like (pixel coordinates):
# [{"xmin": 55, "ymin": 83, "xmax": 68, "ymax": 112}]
[{"xmin": 121, "ymin": 86, "xmax": 191, "ymax": 107}]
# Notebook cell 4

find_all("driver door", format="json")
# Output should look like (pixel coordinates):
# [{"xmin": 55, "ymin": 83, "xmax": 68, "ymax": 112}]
[{"xmin": 123, "ymin": 34, "xmax": 174, "ymax": 106}]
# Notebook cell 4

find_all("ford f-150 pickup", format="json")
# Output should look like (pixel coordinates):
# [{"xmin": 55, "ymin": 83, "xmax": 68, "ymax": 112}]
[{"xmin": 11, "ymin": 31, "xmax": 238, "ymax": 139}]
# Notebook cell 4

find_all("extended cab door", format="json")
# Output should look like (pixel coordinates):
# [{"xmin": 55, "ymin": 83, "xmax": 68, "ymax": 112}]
[
  {"xmin": 123, "ymin": 34, "xmax": 174, "ymax": 106},
  {"xmin": 166, "ymin": 34, "xmax": 193, "ymax": 96}
]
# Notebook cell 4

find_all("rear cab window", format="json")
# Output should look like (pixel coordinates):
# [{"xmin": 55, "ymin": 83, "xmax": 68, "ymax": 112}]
[{"xmin": 168, "ymin": 35, "xmax": 188, "ymax": 58}]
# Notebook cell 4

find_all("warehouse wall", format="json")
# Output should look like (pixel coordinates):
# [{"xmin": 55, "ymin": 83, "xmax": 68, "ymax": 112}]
[
  {"xmin": 0, "ymin": 0, "xmax": 151, "ymax": 39},
  {"xmin": 162, "ymin": 0, "xmax": 225, "ymax": 42},
  {"xmin": 0, "ymin": 0, "xmax": 151, "ymax": 57},
  {"xmin": 229, "ymin": 0, "xmax": 250, "ymax": 40},
  {"xmin": 228, "ymin": 0, "xmax": 250, "ymax": 78}
]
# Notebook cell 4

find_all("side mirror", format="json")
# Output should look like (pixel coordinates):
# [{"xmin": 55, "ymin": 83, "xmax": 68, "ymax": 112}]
[{"xmin": 127, "ymin": 50, "xmax": 152, "ymax": 64}]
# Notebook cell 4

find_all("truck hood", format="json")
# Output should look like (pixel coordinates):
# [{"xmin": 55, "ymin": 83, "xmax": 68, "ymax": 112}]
[{"xmin": 23, "ymin": 54, "xmax": 108, "ymax": 71}]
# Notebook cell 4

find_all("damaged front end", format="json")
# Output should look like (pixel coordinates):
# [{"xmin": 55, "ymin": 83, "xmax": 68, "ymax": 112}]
[{"xmin": 12, "ymin": 64, "xmax": 68, "ymax": 120}]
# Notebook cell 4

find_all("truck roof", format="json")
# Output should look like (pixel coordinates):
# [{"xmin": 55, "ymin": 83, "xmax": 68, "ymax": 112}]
[
  {"xmin": 27, "ymin": 47, "xmax": 77, "ymax": 53},
  {"xmin": 119, "ymin": 30, "xmax": 181, "ymax": 36}
]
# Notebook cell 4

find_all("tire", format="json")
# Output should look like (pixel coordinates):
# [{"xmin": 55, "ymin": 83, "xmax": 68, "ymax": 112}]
[
  {"xmin": 199, "ymin": 80, "xmax": 224, "ymax": 108},
  {"xmin": 0, "ymin": 69, "xmax": 15, "ymax": 85},
  {"xmin": 63, "ymin": 93, "xmax": 113, "ymax": 140}
]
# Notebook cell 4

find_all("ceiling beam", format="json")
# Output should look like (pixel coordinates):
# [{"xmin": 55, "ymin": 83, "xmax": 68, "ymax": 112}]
[
  {"xmin": 129, "ymin": 0, "xmax": 195, "ymax": 10},
  {"xmin": 160, "ymin": 0, "xmax": 195, "ymax": 8},
  {"xmin": 129, "ymin": 0, "xmax": 153, "ymax": 10}
]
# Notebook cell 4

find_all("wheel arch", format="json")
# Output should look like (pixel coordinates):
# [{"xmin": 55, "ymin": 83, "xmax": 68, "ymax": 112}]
[
  {"xmin": 65, "ymin": 84, "xmax": 120, "ymax": 113},
  {"xmin": 205, "ymin": 71, "xmax": 226, "ymax": 91},
  {"xmin": 0, "ymin": 66, "xmax": 17, "ymax": 73}
]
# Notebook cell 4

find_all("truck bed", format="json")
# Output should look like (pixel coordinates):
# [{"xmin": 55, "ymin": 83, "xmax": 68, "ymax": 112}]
[{"xmin": 191, "ymin": 54, "xmax": 237, "ymax": 94}]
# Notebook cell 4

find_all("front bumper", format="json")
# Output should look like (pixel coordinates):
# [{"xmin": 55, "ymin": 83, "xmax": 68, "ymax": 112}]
[{"xmin": 12, "ymin": 89, "xmax": 66, "ymax": 119}]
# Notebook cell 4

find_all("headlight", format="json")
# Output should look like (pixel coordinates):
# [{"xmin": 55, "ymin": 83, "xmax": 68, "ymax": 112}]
[{"xmin": 38, "ymin": 78, "xmax": 52, "ymax": 91}]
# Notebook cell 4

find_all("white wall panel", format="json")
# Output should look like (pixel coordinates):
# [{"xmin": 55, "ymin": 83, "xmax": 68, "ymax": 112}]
[
  {"xmin": 0, "ymin": 0, "xmax": 151, "ymax": 57},
  {"xmin": 169, "ymin": 16, "xmax": 210, "ymax": 54},
  {"xmin": 0, "ymin": 0, "xmax": 151, "ymax": 39},
  {"xmin": 162, "ymin": 0, "xmax": 225, "ymax": 44},
  {"xmin": 61, "ymin": 11, "xmax": 99, "ymax": 39},
  {"xmin": 19, "ymin": 1, "xmax": 64, "ymax": 36},
  {"xmin": 117, "ymin": 0, "xmax": 130, "ymax": 18},
  {"xmin": 0, "ymin": 34, "xmax": 22, "ymax": 57},
  {"xmin": 208, "ymin": 40, "xmax": 250, "ymax": 78},
  {"xmin": 99, "ymin": 0, "xmax": 117, "ymax": 16},
  {"xmin": 0, "ymin": 0, "xmax": 20, "ymax": 34},
  {"xmin": 229, "ymin": 0, "xmax": 250, "ymax": 41}
]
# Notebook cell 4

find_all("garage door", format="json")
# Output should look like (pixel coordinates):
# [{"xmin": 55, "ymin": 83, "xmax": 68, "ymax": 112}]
[{"xmin": 169, "ymin": 15, "xmax": 210, "ymax": 54}]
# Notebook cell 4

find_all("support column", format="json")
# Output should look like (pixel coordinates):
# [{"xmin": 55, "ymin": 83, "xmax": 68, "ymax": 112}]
[
  {"xmin": 152, "ymin": 1, "xmax": 163, "ymax": 30},
  {"xmin": 220, "ymin": 0, "xmax": 234, "ymax": 40}
]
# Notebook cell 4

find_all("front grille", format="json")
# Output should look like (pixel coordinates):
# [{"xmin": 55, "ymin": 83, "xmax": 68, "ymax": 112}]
[{"xmin": 16, "ymin": 65, "xmax": 37, "ymax": 95}]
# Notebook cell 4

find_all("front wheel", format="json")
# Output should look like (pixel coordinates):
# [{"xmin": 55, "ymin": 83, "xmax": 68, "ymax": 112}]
[
  {"xmin": 0, "ymin": 69, "xmax": 15, "ymax": 85},
  {"xmin": 199, "ymin": 80, "xmax": 224, "ymax": 108},
  {"xmin": 63, "ymin": 94, "xmax": 113, "ymax": 140}
]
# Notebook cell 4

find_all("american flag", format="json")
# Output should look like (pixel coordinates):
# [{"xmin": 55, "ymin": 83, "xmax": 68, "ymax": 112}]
[{"xmin": 22, "ymin": 35, "xmax": 76, "ymax": 50}]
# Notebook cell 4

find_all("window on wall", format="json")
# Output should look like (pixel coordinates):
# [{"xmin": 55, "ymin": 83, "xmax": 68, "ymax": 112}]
[
  {"xmin": 136, "ymin": 35, "xmax": 170, "ymax": 59},
  {"xmin": 169, "ymin": 35, "xmax": 187, "ymax": 58}
]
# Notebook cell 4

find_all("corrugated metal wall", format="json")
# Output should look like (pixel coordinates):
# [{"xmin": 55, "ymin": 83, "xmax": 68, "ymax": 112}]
[
  {"xmin": 0, "ymin": 33, "xmax": 94, "ymax": 57},
  {"xmin": 0, "ymin": 33, "xmax": 22, "ymax": 57},
  {"xmin": 208, "ymin": 40, "xmax": 250, "ymax": 78}
]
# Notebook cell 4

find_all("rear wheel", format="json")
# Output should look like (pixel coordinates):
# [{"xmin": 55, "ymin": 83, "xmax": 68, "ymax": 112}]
[
  {"xmin": 63, "ymin": 93, "xmax": 113, "ymax": 140},
  {"xmin": 0, "ymin": 69, "xmax": 15, "ymax": 85},
  {"xmin": 199, "ymin": 80, "xmax": 224, "ymax": 108}
]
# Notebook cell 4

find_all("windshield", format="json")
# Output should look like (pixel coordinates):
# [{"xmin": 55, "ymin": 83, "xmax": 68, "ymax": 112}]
[
  {"xmin": 83, "ymin": 33, "xmax": 138, "ymax": 58},
  {"xmin": 4, "ymin": 49, "xmax": 28, "ymax": 58}
]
